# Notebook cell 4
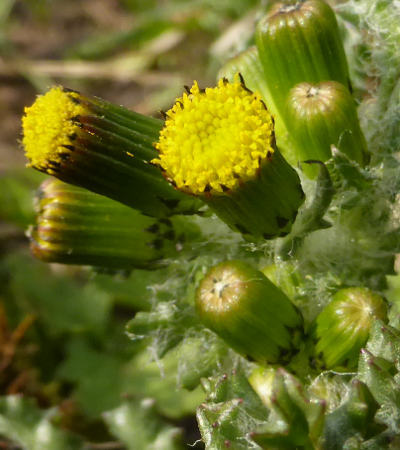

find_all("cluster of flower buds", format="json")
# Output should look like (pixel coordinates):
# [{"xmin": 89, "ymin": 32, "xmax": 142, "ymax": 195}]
[
  {"xmin": 22, "ymin": 87, "xmax": 201, "ymax": 218},
  {"xmin": 20, "ymin": 0, "xmax": 383, "ymax": 395}
]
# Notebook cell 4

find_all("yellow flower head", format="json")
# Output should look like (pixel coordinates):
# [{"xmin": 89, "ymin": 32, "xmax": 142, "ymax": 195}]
[
  {"xmin": 153, "ymin": 76, "xmax": 275, "ymax": 195},
  {"xmin": 22, "ymin": 87, "xmax": 88, "ymax": 173}
]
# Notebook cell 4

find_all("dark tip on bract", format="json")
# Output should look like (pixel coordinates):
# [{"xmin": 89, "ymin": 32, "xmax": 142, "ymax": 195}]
[
  {"xmin": 263, "ymin": 232, "xmax": 274, "ymax": 239},
  {"xmin": 62, "ymin": 87, "xmax": 80, "ymax": 94},
  {"xmin": 277, "ymin": 216, "xmax": 289, "ymax": 228},
  {"xmin": 159, "ymin": 197, "xmax": 180, "ymax": 210},
  {"xmin": 235, "ymin": 223, "xmax": 250, "ymax": 235},
  {"xmin": 58, "ymin": 153, "xmax": 70, "ymax": 161},
  {"xmin": 145, "ymin": 224, "xmax": 159, "ymax": 234},
  {"xmin": 69, "ymin": 96, "xmax": 81, "ymax": 105},
  {"xmin": 62, "ymin": 144, "xmax": 75, "ymax": 151},
  {"xmin": 238, "ymin": 73, "xmax": 252, "ymax": 94},
  {"xmin": 163, "ymin": 230, "xmax": 176, "ymax": 240},
  {"xmin": 303, "ymin": 159, "xmax": 324, "ymax": 166},
  {"xmin": 159, "ymin": 218, "xmax": 172, "ymax": 226},
  {"xmin": 148, "ymin": 238, "xmax": 164, "ymax": 251},
  {"xmin": 220, "ymin": 184, "xmax": 230, "ymax": 193}
]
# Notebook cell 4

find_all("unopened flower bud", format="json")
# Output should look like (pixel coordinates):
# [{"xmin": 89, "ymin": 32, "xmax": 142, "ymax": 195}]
[
  {"xmin": 315, "ymin": 287, "xmax": 387, "ymax": 369},
  {"xmin": 256, "ymin": 0, "xmax": 351, "ymax": 121},
  {"xmin": 22, "ymin": 87, "xmax": 201, "ymax": 217},
  {"xmin": 196, "ymin": 260, "xmax": 303, "ymax": 365},
  {"xmin": 29, "ymin": 179, "xmax": 185, "ymax": 269}
]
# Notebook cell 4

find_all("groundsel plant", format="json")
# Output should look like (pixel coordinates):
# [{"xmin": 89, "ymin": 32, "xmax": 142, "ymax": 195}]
[{"xmin": 20, "ymin": 0, "xmax": 400, "ymax": 448}]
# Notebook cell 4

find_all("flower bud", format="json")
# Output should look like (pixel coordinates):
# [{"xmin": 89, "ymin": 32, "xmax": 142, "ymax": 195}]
[
  {"xmin": 29, "ymin": 179, "xmax": 184, "ymax": 269},
  {"xmin": 196, "ymin": 260, "xmax": 303, "ymax": 365},
  {"xmin": 22, "ymin": 87, "xmax": 201, "ymax": 217},
  {"xmin": 153, "ymin": 77, "xmax": 304, "ymax": 239},
  {"xmin": 315, "ymin": 287, "xmax": 388, "ymax": 369},
  {"xmin": 286, "ymin": 81, "xmax": 368, "ymax": 177},
  {"xmin": 256, "ymin": 0, "xmax": 351, "ymax": 120}
]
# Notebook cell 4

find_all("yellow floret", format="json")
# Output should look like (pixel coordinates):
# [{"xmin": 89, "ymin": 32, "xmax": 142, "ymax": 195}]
[
  {"xmin": 22, "ymin": 87, "xmax": 87, "ymax": 173},
  {"xmin": 153, "ymin": 76, "xmax": 275, "ymax": 195}
]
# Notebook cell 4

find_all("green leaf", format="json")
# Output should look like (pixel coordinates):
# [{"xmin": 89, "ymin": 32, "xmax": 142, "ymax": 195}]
[
  {"xmin": 366, "ymin": 320, "xmax": 400, "ymax": 368},
  {"xmin": 57, "ymin": 339, "xmax": 127, "ymax": 418},
  {"xmin": 59, "ymin": 338, "xmax": 204, "ymax": 420},
  {"xmin": 323, "ymin": 380, "xmax": 382, "ymax": 450},
  {"xmin": 124, "ymin": 351, "xmax": 205, "ymax": 419},
  {"xmin": 0, "ymin": 170, "xmax": 44, "ymax": 228},
  {"xmin": 201, "ymin": 363, "xmax": 268, "ymax": 421},
  {"xmin": 103, "ymin": 399, "xmax": 184, "ymax": 450},
  {"xmin": 92, "ymin": 270, "xmax": 161, "ymax": 311},
  {"xmin": 358, "ymin": 349, "xmax": 400, "ymax": 432},
  {"xmin": 4, "ymin": 253, "xmax": 112, "ymax": 337},
  {"xmin": 252, "ymin": 369, "xmax": 325, "ymax": 450},
  {"xmin": 197, "ymin": 364, "xmax": 269, "ymax": 449},
  {"xmin": 327, "ymin": 147, "xmax": 373, "ymax": 193},
  {"xmin": 278, "ymin": 162, "xmax": 334, "ymax": 259},
  {"xmin": 126, "ymin": 301, "xmax": 198, "ymax": 358},
  {"xmin": 197, "ymin": 398, "xmax": 256, "ymax": 450},
  {"xmin": 165, "ymin": 332, "xmax": 229, "ymax": 391},
  {"xmin": 0, "ymin": 395, "xmax": 84, "ymax": 450}
]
